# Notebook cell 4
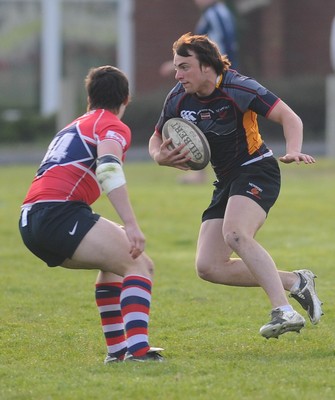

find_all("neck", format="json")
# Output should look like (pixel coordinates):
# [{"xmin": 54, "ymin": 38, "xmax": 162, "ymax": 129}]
[{"xmin": 195, "ymin": 70, "xmax": 219, "ymax": 97}]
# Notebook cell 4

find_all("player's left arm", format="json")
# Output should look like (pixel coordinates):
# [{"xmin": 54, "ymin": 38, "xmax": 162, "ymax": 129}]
[
  {"xmin": 267, "ymin": 99, "xmax": 316, "ymax": 164},
  {"xmin": 97, "ymin": 139, "xmax": 145, "ymax": 259}
]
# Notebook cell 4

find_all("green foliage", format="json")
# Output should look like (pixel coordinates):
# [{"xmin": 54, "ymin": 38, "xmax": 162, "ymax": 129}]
[
  {"xmin": 1, "ymin": 160, "xmax": 335, "ymax": 400},
  {"xmin": 0, "ymin": 113, "xmax": 56, "ymax": 143}
]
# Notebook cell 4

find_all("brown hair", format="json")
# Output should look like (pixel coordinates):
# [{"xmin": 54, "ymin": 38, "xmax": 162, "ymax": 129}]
[
  {"xmin": 172, "ymin": 33, "xmax": 231, "ymax": 75},
  {"xmin": 85, "ymin": 65, "xmax": 129, "ymax": 112}
]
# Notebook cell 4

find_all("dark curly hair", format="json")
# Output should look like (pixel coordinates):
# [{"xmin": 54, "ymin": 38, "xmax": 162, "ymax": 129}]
[
  {"xmin": 172, "ymin": 32, "xmax": 231, "ymax": 75},
  {"xmin": 85, "ymin": 65, "xmax": 129, "ymax": 112}
]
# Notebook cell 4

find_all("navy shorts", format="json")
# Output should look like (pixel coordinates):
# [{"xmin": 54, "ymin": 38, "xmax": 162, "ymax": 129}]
[
  {"xmin": 19, "ymin": 201, "xmax": 100, "ymax": 267},
  {"xmin": 202, "ymin": 157, "xmax": 281, "ymax": 222}
]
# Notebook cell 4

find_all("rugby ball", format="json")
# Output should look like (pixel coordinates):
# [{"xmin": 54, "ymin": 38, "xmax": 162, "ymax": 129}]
[{"xmin": 162, "ymin": 118, "xmax": 211, "ymax": 170}]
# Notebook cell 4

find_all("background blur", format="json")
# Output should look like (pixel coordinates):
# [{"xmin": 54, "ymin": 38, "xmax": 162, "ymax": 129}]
[{"xmin": 0, "ymin": 0, "xmax": 334, "ymax": 149}]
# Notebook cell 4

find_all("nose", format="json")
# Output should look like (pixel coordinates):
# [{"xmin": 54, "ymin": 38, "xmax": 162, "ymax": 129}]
[{"xmin": 175, "ymin": 69, "xmax": 183, "ymax": 80}]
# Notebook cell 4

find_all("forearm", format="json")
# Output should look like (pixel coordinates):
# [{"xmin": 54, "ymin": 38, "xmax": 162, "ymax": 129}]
[
  {"xmin": 148, "ymin": 133, "xmax": 162, "ymax": 162},
  {"xmin": 282, "ymin": 113, "xmax": 303, "ymax": 153},
  {"xmin": 268, "ymin": 100, "xmax": 315, "ymax": 164},
  {"xmin": 107, "ymin": 185, "xmax": 138, "ymax": 227},
  {"xmin": 267, "ymin": 99, "xmax": 303, "ymax": 152}
]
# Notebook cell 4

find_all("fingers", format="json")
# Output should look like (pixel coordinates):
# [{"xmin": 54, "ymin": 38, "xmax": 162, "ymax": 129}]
[
  {"xmin": 159, "ymin": 139, "xmax": 192, "ymax": 168},
  {"xmin": 129, "ymin": 236, "xmax": 145, "ymax": 259},
  {"xmin": 279, "ymin": 153, "xmax": 316, "ymax": 164},
  {"xmin": 130, "ymin": 246, "xmax": 142, "ymax": 259},
  {"xmin": 300, "ymin": 154, "xmax": 316, "ymax": 164},
  {"xmin": 122, "ymin": 225, "xmax": 145, "ymax": 259}
]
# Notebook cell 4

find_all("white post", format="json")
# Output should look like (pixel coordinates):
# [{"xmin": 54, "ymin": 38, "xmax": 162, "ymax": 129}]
[
  {"xmin": 117, "ymin": 0, "xmax": 134, "ymax": 92},
  {"xmin": 330, "ymin": 16, "xmax": 335, "ymax": 72},
  {"xmin": 326, "ymin": 17, "xmax": 335, "ymax": 158},
  {"xmin": 40, "ymin": 0, "xmax": 62, "ymax": 116},
  {"xmin": 325, "ymin": 75, "xmax": 335, "ymax": 158}
]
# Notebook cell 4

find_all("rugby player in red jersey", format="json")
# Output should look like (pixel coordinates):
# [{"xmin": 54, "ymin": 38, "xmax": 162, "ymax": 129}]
[{"xmin": 19, "ymin": 66, "xmax": 163, "ymax": 362}]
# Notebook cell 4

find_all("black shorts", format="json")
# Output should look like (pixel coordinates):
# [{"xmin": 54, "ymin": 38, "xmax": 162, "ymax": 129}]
[
  {"xmin": 19, "ymin": 201, "xmax": 100, "ymax": 267},
  {"xmin": 202, "ymin": 157, "xmax": 281, "ymax": 222}
]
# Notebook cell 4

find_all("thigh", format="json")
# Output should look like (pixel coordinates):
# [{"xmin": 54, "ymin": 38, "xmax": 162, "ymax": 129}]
[
  {"xmin": 231, "ymin": 157, "xmax": 281, "ymax": 215},
  {"xmin": 222, "ymin": 158, "xmax": 280, "ymax": 236},
  {"xmin": 19, "ymin": 201, "xmax": 100, "ymax": 267},
  {"xmin": 223, "ymin": 195, "xmax": 266, "ymax": 237},
  {"xmin": 201, "ymin": 185, "xmax": 229, "ymax": 222},
  {"xmin": 196, "ymin": 218, "xmax": 233, "ymax": 266},
  {"xmin": 62, "ymin": 217, "xmax": 152, "ymax": 277}
]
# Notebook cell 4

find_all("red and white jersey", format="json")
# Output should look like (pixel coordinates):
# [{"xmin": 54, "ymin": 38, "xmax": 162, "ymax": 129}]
[{"xmin": 23, "ymin": 109, "xmax": 131, "ymax": 206}]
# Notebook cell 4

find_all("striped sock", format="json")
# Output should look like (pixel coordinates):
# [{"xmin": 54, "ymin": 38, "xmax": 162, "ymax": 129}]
[
  {"xmin": 95, "ymin": 282, "xmax": 127, "ymax": 360},
  {"xmin": 121, "ymin": 275, "xmax": 151, "ymax": 357}
]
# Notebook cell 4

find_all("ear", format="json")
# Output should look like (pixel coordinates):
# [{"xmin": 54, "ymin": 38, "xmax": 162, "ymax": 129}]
[
  {"xmin": 123, "ymin": 96, "xmax": 130, "ymax": 107},
  {"xmin": 200, "ymin": 63, "xmax": 210, "ymax": 73}
]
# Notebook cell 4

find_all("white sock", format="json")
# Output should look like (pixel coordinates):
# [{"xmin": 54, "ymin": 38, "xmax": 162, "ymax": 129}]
[{"xmin": 278, "ymin": 304, "xmax": 294, "ymax": 312}]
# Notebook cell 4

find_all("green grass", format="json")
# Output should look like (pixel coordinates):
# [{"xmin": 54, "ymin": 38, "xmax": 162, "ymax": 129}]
[{"xmin": 1, "ymin": 159, "xmax": 335, "ymax": 400}]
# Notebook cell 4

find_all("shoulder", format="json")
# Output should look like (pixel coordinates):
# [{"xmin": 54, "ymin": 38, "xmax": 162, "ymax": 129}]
[
  {"xmin": 223, "ymin": 70, "xmax": 256, "ymax": 88},
  {"xmin": 220, "ymin": 70, "xmax": 278, "ymax": 112},
  {"xmin": 222, "ymin": 70, "xmax": 273, "ymax": 95},
  {"xmin": 163, "ymin": 83, "xmax": 187, "ymax": 110},
  {"xmin": 95, "ymin": 109, "xmax": 129, "ymax": 132},
  {"xmin": 166, "ymin": 82, "xmax": 186, "ymax": 100},
  {"xmin": 94, "ymin": 109, "xmax": 131, "ymax": 149}
]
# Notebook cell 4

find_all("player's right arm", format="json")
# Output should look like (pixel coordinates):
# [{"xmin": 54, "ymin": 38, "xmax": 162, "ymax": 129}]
[
  {"xmin": 96, "ymin": 139, "xmax": 145, "ymax": 259},
  {"xmin": 267, "ymin": 100, "xmax": 315, "ymax": 165},
  {"xmin": 149, "ymin": 131, "xmax": 191, "ymax": 170}
]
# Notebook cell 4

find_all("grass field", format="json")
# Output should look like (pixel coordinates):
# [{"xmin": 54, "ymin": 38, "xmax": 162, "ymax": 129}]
[{"xmin": 1, "ymin": 159, "xmax": 335, "ymax": 400}]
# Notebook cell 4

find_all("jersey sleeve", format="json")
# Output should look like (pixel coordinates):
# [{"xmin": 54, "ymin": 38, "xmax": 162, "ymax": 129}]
[
  {"xmin": 248, "ymin": 86, "xmax": 280, "ymax": 117},
  {"xmin": 96, "ymin": 114, "xmax": 131, "ymax": 154},
  {"xmin": 224, "ymin": 72, "xmax": 280, "ymax": 117}
]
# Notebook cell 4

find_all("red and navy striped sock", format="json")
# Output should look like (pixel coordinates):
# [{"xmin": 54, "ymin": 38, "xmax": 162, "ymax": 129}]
[
  {"xmin": 120, "ymin": 275, "xmax": 151, "ymax": 357},
  {"xmin": 95, "ymin": 282, "xmax": 127, "ymax": 360}
]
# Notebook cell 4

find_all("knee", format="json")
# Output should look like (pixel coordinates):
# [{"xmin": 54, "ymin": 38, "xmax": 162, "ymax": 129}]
[
  {"xmin": 125, "ymin": 252, "xmax": 154, "ymax": 278},
  {"xmin": 146, "ymin": 256, "xmax": 154, "ymax": 276},
  {"xmin": 223, "ymin": 230, "xmax": 246, "ymax": 252},
  {"xmin": 142, "ymin": 253, "xmax": 155, "ymax": 277},
  {"xmin": 196, "ymin": 257, "xmax": 212, "ymax": 282}
]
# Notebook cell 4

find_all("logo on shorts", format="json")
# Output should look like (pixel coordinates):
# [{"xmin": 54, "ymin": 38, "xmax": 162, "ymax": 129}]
[
  {"xmin": 246, "ymin": 182, "xmax": 262, "ymax": 199},
  {"xmin": 69, "ymin": 221, "xmax": 79, "ymax": 236}
]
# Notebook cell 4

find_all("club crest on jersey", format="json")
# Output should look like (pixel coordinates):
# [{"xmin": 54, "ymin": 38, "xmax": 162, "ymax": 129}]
[
  {"xmin": 246, "ymin": 182, "xmax": 263, "ymax": 199},
  {"xmin": 200, "ymin": 111, "xmax": 211, "ymax": 120}
]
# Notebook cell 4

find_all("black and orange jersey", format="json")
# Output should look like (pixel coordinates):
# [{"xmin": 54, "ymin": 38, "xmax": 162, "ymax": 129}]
[{"xmin": 155, "ymin": 69, "xmax": 280, "ymax": 179}]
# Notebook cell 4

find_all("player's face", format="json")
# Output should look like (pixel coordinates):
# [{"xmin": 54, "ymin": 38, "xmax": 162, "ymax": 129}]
[{"xmin": 174, "ymin": 52, "xmax": 211, "ymax": 97}]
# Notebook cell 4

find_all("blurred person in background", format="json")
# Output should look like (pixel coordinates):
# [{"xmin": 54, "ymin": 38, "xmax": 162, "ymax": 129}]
[{"xmin": 160, "ymin": 0, "xmax": 238, "ymax": 184}]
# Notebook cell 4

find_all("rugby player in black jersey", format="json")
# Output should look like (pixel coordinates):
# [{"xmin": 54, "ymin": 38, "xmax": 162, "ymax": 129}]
[{"xmin": 149, "ymin": 33, "xmax": 323, "ymax": 339}]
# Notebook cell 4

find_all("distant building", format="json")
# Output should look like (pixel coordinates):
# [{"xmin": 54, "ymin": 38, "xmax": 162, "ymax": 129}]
[
  {"xmin": 0, "ymin": 0, "xmax": 334, "ymax": 113},
  {"xmin": 134, "ymin": 0, "xmax": 335, "ymax": 92}
]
